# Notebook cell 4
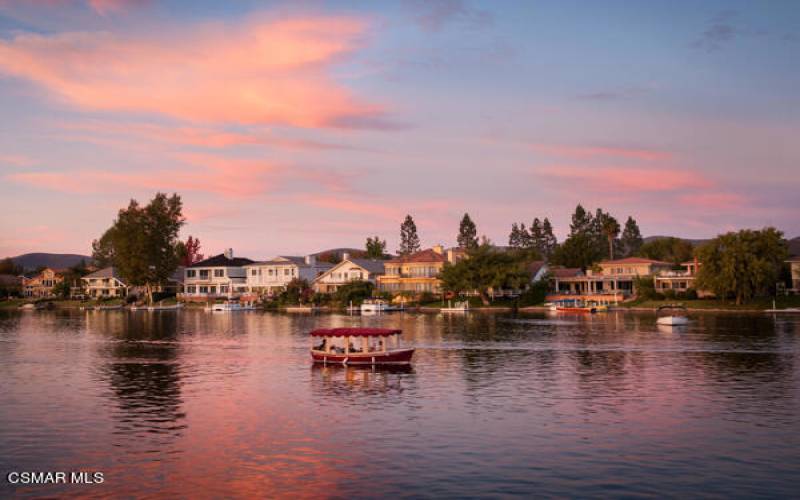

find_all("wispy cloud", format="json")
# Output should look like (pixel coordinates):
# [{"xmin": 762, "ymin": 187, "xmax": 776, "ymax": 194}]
[
  {"xmin": 533, "ymin": 144, "xmax": 672, "ymax": 162},
  {"xmin": 537, "ymin": 165, "xmax": 712, "ymax": 193},
  {"xmin": 0, "ymin": 15, "xmax": 390, "ymax": 129},
  {"xmin": 405, "ymin": 0, "xmax": 492, "ymax": 32},
  {"xmin": 691, "ymin": 10, "xmax": 740, "ymax": 52}
]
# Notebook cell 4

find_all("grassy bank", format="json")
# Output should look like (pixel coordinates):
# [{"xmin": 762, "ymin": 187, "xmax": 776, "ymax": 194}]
[{"xmin": 620, "ymin": 295, "xmax": 800, "ymax": 311}]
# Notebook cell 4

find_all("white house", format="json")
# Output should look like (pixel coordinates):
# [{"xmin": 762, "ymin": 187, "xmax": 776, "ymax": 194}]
[
  {"xmin": 182, "ymin": 249, "xmax": 254, "ymax": 300},
  {"xmin": 81, "ymin": 267, "xmax": 129, "ymax": 298},
  {"xmin": 245, "ymin": 255, "xmax": 333, "ymax": 296},
  {"xmin": 312, "ymin": 256, "xmax": 386, "ymax": 294}
]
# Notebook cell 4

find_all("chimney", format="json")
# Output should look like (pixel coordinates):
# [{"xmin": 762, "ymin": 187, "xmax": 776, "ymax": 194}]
[
  {"xmin": 305, "ymin": 254, "xmax": 316, "ymax": 265},
  {"xmin": 224, "ymin": 248, "xmax": 233, "ymax": 259},
  {"xmin": 342, "ymin": 252, "xmax": 350, "ymax": 261},
  {"xmin": 432, "ymin": 244, "xmax": 444, "ymax": 255}
]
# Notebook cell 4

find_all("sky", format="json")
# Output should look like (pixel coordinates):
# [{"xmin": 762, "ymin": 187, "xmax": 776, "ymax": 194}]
[{"xmin": 0, "ymin": 0, "xmax": 798, "ymax": 259}]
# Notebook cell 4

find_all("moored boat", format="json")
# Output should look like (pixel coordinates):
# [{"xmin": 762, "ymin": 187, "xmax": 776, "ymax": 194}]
[
  {"xmin": 205, "ymin": 300, "xmax": 255, "ymax": 312},
  {"xmin": 553, "ymin": 299, "xmax": 596, "ymax": 313},
  {"xmin": 656, "ymin": 304, "xmax": 689, "ymax": 326},
  {"xmin": 310, "ymin": 328, "xmax": 414, "ymax": 365},
  {"xmin": 360, "ymin": 299, "xmax": 403, "ymax": 313},
  {"xmin": 441, "ymin": 300, "xmax": 469, "ymax": 313}
]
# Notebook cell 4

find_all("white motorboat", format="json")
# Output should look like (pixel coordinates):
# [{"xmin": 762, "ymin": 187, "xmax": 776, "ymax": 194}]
[
  {"xmin": 361, "ymin": 299, "xmax": 393, "ymax": 313},
  {"xmin": 205, "ymin": 301, "xmax": 255, "ymax": 312},
  {"xmin": 656, "ymin": 305, "xmax": 689, "ymax": 326}
]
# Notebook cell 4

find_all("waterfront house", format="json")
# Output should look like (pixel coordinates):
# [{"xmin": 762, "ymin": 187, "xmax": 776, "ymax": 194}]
[
  {"xmin": 788, "ymin": 256, "xmax": 800, "ymax": 293},
  {"xmin": 377, "ymin": 245, "xmax": 450, "ymax": 295},
  {"xmin": 312, "ymin": 255, "xmax": 385, "ymax": 294},
  {"xmin": 22, "ymin": 267, "xmax": 65, "ymax": 298},
  {"xmin": 245, "ymin": 255, "xmax": 333, "ymax": 296},
  {"xmin": 654, "ymin": 259, "xmax": 700, "ymax": 294},
  {"xmin": 81, "ymin": 267, "xmax": 129, "ymax": 298},
  {"xmin": 181, "ymin": 249, "xmax": 254, "ymax": 300},
  {"xmin": 550, "ymin": 257, "xmax": 673, "ymax": 303}
]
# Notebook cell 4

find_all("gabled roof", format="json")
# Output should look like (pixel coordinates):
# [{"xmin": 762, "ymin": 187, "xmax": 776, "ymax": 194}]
[
  {"xmin": 600, "ymin": 257, "xmax": 671, "ymax": 266},
  {"xmin": 315, "ymin": 258, "xmax": 385, "ymax": 281},
  {"xmin": 246, "ymin": 256, "xmax": 333, "ymax": 268},
  {"xmin": 189, "ymin": 253, "xmax": 254, "ymax": 268},
  {"xmin": 550, "ymin": 267, "xmax": 583, "ymax": 278},
  {"xmin": 528, "ymin": 260, "xmax": 546, "ymax": 275},
  {"xmin": 386, "ymin": 249, "xmax": 447, "ymax": 264},
  {"xmin": 82, "ymin": 266, "xmax": 126, "ymax": 283}
]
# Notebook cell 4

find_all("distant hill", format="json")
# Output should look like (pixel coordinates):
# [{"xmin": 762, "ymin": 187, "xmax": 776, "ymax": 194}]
[
  {"xmin": 645, "ymin": 235, "xmax": 800, "ymax": 256},
  {"xmin": 10, "ymin": 253, "xmax": 92, "ymax": 271}
]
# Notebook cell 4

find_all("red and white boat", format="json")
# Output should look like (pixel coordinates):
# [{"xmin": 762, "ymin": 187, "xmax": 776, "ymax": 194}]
[{"xmin": 310, "ymin": 328, "xmax": 415, "ymax": 365}]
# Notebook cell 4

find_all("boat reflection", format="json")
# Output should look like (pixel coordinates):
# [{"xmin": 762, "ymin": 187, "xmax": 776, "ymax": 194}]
[{"xmin": 310, "ymin": 363, "xmax": 415, "ymax": 398}]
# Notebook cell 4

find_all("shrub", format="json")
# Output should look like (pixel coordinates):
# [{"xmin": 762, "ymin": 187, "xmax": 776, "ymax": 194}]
[
  {"xmin": 418, "ymin": 291, "xmax": 438, "ymax": 304},
  {"xmin": 518, "ymin": 282, "xmax": 548, "ymax": 307},
  {"xmin": 684, "ymin": 288, "xmax": 698, "ymax": 300},
  {"xmin": 663, "ymin": 289, "xmax": 677, "ymax": 300}
]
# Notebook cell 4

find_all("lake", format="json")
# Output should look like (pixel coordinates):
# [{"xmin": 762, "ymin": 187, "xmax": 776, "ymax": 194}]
[{"xmin": 1, "ymin": 309, "xmax": 799, "ymax": 498}]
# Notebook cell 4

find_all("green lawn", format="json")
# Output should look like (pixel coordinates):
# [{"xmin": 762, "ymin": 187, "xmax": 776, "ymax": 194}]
[{"xmin": 621, "ymin": 295, "xmax": 800, "ymax": 310}]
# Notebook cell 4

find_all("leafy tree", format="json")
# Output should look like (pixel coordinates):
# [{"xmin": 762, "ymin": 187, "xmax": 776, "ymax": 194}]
[
  {"xmin": 278, "ymin": 278, "xmax": 314, "ymax": 305},
  {"xmin": 457, "ymin": 213, "xmax": 479, "ymax": 249},
  {"xmin": 695, "ymin": 228, "xmax": 788, "ymax": 305},
  {"xmin": 529, "ymin": 218, "xmax": 544, "ymax": 252},
  {"xmin": 365, "ymin": 236, "xmax": 387, "ymax": 259},
  {"xmin": 541, "ymin": 218, "xmax": 558, "ymax": 258},
  {"xmin": 0, "ymin": 257, "xmax": 21, "ymax": 275},
  {"xmin": 569, "ymin": 204, "xmax": 593, "ymax": 237},
  {"xmin": 176, "ymin": 236, "xmax": 203, "ymax": 266},
  {"xmin": 637, "ymin": 237, "xmax": 694, "ymax": 266},
  {"xmin": 439, "ymin": 243, "xmax": 531, "ymax": 305},
  {"xmin": 508, "ymin": 223, "xmax": 522, "ymax": 248},
  {"xmin": 620, "ymin": 216, "xmax": 643, "ymax": 257},
  {"xmin": 398, "ymin": 214, "xmax": 421, "ymax": 256},
  {"xmin": 335, "ymin": 280, "xmax": 375, "ymax": 305},
  {"xmin": 550, "ymin": 232, "xmax": 603, "ymax": 270},
  {"xmin": 91, "ymin": 193, "xmax": 185, "ymax": 304}
]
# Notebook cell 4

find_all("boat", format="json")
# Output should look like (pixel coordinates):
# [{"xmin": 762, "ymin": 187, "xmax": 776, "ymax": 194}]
[
  {"xmin": 147, "ymin": 303, "xmax": 183, "ymax": 311},
  {"xmin": 285, "ymin": 305, "xmax": 317, "ymax": 313},
  {"xmin": 656, "ymin": 304, "xmax": 689, "ymax": 326},
  {"xmin": 205, "ymin": 300, "xmax": 255, "ymax": 312},
  {"xmin": 553, "ymin": 299, "xmax": 596, "ymax": 313},
  {"xmin": 441, "ymin": 300, "xmax": 469, "ymax": 313},
  {"xmin": 360, "ymin": 299, "xmax": 403, "ymax": 313},
  {"xmin": 310, "ymin": 328, "xmax": 415, "ymax": 365}
]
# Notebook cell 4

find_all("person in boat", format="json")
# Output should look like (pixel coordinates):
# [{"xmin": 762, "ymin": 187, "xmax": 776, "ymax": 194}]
[
  {"xmin": 348, "ymin": 342, "xmax": 361, "ymax": 353},
  {"xmin": 314, "ymin": 338, "xmax": 326, "ymax": 351}
]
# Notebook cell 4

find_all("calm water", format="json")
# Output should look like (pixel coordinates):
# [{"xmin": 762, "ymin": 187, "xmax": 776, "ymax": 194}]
[{"xmin": 1, "ymin": 309, "xmax": 799, "ymax": 498}]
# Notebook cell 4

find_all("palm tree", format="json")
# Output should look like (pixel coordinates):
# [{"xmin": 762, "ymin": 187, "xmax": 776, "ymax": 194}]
[{"xmin": 602, "ymin": 215, "xmax": 621, "ymax": 260}]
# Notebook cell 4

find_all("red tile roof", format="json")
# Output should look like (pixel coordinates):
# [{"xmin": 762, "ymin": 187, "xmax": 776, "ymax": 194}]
[
  {"xmin": 386, "ymin": 248, "xmax": 447, "ymax": 264},
  {"xmin": 600, "ymin": 257, "xmax": 671, "ymax": 266},
  {"xmin": 550, "ymin": 267, "xmax": 583, "ymax": 278}
]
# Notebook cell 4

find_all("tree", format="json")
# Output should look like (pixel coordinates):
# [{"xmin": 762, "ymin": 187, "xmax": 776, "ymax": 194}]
[
  {"xmin": 0, "ymin": 257, "xmax": 21, "ymax": 275},
  {"xmin": 550, "ymin": 232, "xmax": 602, "ymax": 270},
  {"xmin": 620, "ymin": 216, "xmax": 643, "ymax": 257},
  {"xmin": 695, "ymin": 228, "xmax": 788, "ymax": 305},
  {"xmin": 365, "ymin": 236, "xmax": 387, "ymax": 259},
  {"xmin": 176, "ymin": 236, "xmax": 203, "ymax": 267},
  {"xmin": 599, "ymin": 213, "xmax": 621, "ymax": 260},
  {"xmin": 335, "ymin": 280, "xmax": 375, "ymax": 305},
  {"xmin": 541, "ymin": 218, "xmax": 558, "ymax": 258},
  {"xmin": 508, "ymin": 223, "xmax": 522, "ymax": 248},
  {"xmin": 569, "ymin": 204, "xmax": 593, "ymax": 237},
  {"xmin": 91, "ymin": 193, "xmax": 185, "ymax": 304},
  {"xmin": 278, "ymin": 278, "xmax": 314, "ymax": 305},
  {"xmin": 529, "ymin": 218, "xmax": 544, "ymax": 253},
  {"xmin": 637, "ymin": 237, "xmax": 694, "ymax": 266},
  {"xmin": 439, "ymin": 243, "xmax": 531, "ymax": 305},
  {"xmin": 457, "ymin": 213, "xmax": 479, "ymax": 249},
  {"xmin": 398, "ymin": 215, "xmax": 421, "ymax": 256}
]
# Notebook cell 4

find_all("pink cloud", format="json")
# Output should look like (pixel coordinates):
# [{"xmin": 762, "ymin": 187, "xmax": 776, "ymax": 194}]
[
  {"xmin": 533, "ymin": 144, "xmax": 672, "ymax": 161},
  {"xmin": 678, "ymin": 192, "xmax": 746, "ymax": 210},
  {"xmin": 538, "ymin": 165, "xmax": 712, "ymax": 193},
  {"xmin": 0, "ymin": 154, "xmax": 35, "ymax": 167},
  {"xmin": 87, "ymin": 0, "xmax": 147, "ymax": 15},
  {"xmin": 0, "ymin": 15, "xmax": 388, "ymax": 129}
]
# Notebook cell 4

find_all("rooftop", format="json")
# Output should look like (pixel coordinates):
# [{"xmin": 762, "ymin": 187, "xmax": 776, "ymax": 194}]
[
  {"xmin": 600, "ymin": 257, "xmax": 672, "ymax": 266},
  {"xmin": 83, "ymin": 266, "xmax": 124, "ymax": 281},
  {"xmin": 189, "ymin": 253, "xmax": 255, "ymax": 268},
  {"xmin": 386, "ymin": 248, "xmax": 447, "ymax": 264}
]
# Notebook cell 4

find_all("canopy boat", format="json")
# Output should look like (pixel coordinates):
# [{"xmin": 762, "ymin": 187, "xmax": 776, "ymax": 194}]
[
  {"xmin": 205, "ymin": 300, "xmax": 255, "ymax": 312},
  {"xmin": 310, "ymin": 328, "xmax": 414, "ymax": 365},
  {"xmin": 441, "ymin": 300, "xmax": 469, "ymax": 313},
  {"xmin": 553, "ymin": 299, "xmax": 596, "ymax": 313},
  {"xmin": 656, "ymin": 304, "xmax": 689, "ymax": 326}
]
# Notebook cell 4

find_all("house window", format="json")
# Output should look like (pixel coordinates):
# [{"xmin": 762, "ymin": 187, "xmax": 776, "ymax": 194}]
[
  {"xmin": 220, "ymin": 285, "xmax": 229, "ymax": 293},
  {"xmin": 250, "ymin": 269, "xmax": 257, "ymax": 276},
  {"xmin": 214, "ymin": 269, "xmax": 225, "ymax": 277},
  {"xmin": 269, "ymin": 269, "xmax": 274, "ymax": 276},
  {"xmin": 199, "ymin": 286, "xmax": 209, "ymax": 293},
  {"xmin": 284, "ymin": 269, "xmax": 290, "ymax": 276},
  {"xmin": 199, "ymin": 270, "xmax": 209, "ymax": 279},
  {"xmin": 187, "ymin": 285, "xmax": 196, "ymax": 293},
  {"xmin": 187, "ymin": 270, "xmax": 196, "ymax": 278}
]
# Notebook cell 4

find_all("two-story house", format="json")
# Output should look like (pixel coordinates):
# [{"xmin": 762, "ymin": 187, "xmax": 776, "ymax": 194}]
[
  {"xmin": 22, "ymin": 267, "xmax": 65, "ymax": 298},
  {"xmin": 245, "ymin": 255, "xmax": 333, "ymax": 296},
  {"xmin": 377, "ymin": 246, "xmax": 449, "ymax": 295},
  {"xmin": 182, "ymin": 249, "xmax": 254, "ymax": 300},
  {"xmin": 788, "ymin": 256, "xmax": 800, "ymax": 293},
  {"xmin": 551, "ymin": 257, "xmax": 673, "ymax": 298},
  {"xmin": 81, "ymin": 267, "xmax": 129, "ymax": 298},
  {"xmin": 312, "ymin": 255, "xmax": 385, "ymax": 294}
]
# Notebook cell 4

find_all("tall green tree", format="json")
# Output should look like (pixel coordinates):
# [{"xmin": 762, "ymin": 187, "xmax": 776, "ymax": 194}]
[
  {"xmin": 569, "ymin": 204, "xmax": 593, "ymax": 237},
  {"xmin": 91, "ymin": 193, "xmax": 185, "ymax": 304},
  {"xmin": 508, "ymin": 223, "xmax": 522, "ymax": 248},
  {"xmin": 365, "ymin": 236, "xmax": 387, "ymax": 259},
  {"xmin": 457, "ymin": 213, "xmax": 479, "ymax": 249},
  {"xmin": 541, "ymin": 218, "xmax": 558, "ymax": 258},
  {"xmin": 398, "ymin": 215, "xmax": 421, "ymax": 256},
  {"xmin": 620, "ymin": 216, "xmax": 643, "ymax": 257},
  {"xmin": 599, "ymin": 213, "xmax": 621, "ymax": 260},
  {"xmin": 550, "ymin": 232, "xmax": 603, "ymax": 270},
  {"xmin": 637, "ymin": 237, "xmax": 693, "ymax": 266},
  {"xmin": 695, "ymin": 228, "xmax": 788, "ymax": 305},
  {"xmin": 439, "ymin": 243, "xmax": 531, "ymax": 305}
]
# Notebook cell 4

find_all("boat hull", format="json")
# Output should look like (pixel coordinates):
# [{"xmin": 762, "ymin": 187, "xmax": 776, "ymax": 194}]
[
  {"xmin": 657, "ymin": 316, "xmax": 689, "ymax": 326},
  {"xmin": 311, "ymin": 348, "xmax": 415, "ymax": 365},
  {"xmin": 556, "ymin": 307, "xmax": 596, "ymax": 313}
]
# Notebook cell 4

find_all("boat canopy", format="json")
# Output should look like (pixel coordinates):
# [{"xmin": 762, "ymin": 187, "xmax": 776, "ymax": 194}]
[
  {"xmin": 310, "ymin": 328, "xmax": 401, "ymax": 337},
  {"xmin": 657, "ymin": 304, "xmax": 688, "ymax": 312}
]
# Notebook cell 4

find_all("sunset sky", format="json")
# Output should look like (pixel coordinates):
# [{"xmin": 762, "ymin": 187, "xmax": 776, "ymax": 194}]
[{"xmin": 0, "ymin": 0, "xmax": 798, "ymax": 259}]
